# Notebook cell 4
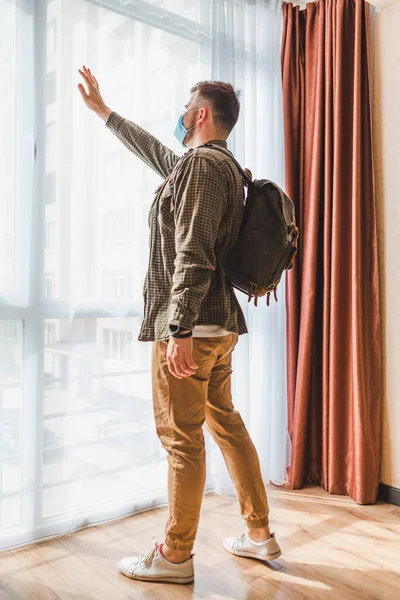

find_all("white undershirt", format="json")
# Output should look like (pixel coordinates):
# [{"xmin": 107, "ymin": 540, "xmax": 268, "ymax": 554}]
[{"xmin": 191, "ymin": 324, "xmax": 234, "ymax": 337}]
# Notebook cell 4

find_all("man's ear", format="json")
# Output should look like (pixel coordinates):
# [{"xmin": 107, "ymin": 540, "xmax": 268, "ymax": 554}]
[{"xmin": 198, "ymin": 106, "xmax": 208, "ymax": 123}]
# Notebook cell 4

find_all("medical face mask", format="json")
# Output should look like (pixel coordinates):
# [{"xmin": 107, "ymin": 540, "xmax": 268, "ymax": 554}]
[{"xmin": 174, "ymin": 108, "xmax": 200, "ymax": 147}]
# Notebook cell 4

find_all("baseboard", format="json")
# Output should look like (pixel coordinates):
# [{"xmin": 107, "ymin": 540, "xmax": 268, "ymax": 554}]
[{"xmin": 379, "ymin": 483, "xmax": 400, "ymax": 507}]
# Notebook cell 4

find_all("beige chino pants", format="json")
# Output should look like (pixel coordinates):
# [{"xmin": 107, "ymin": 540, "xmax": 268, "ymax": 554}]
[{"xmin": 151, "ymin": 332, "xmax": 270, "ymax": 551}]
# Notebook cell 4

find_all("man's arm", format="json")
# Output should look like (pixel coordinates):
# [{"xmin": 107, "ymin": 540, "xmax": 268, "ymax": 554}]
[
  {"xmin": 77, "ymin": 65, "xmax": 179, "ymax": 179},
  {"xmin": 105, "ymin": 112, "xmax": 179, "ymax": 180},
  {"xmin": 168, "ymin": 154, "xmax": 228, "ymax": 331}
]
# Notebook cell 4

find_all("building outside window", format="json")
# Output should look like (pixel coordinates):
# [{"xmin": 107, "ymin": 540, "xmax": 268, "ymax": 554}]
[
  {"xmin": 103, "ymin": 329, "xmax": 133, "ymax": 362},
  {"xmin": 4, "ymin": 320, "xmax": 21, "ymax": 341},
  {"xmin": 103, "ymin": 208, "xmax": 134, "ymax": 246},
  {"xmin": 46, "ymin": 122, "xmax": 56, "ymax": 154},
  {"xmin": 45, "ymin": 322, "xmax": 56, "ymax": 345},
  {"xmin": 47, "ymin": 19, "xmax": 56, "ymax": 56},
  {"xmin": 45, "ymin": 172, "xmax": 56, "ymax": 205},
  {"xmin": 112, "ymin": 275, "xmax": 133, "ymax": 299},
  {"xmin": 47, "ymin": 70, "xmax": 56, "ymax": 104},
  {"xmin": 44, "ymin": 273, "xmax": 55, "ymax": 298},
  {"xmin": 45, "ymin": 222, "xmax": 55, "ymax": 250}
]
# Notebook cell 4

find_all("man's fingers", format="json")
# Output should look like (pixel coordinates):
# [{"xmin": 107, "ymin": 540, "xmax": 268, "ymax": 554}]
[
  {"xmin": 168, "ymin": 356, "xmax": 191, "ymax": 378},
  {"xmin": 83, "ymin": 66, "xmax": 98, "ymax": 88},
  {"xmin": 167, "ymin": 359, "xmax": 182, "ymax": 380},
  {"xmin": 172, "ymin": 360, "xmax": 188, "ymax": 378},
  {"xmin": 78, "ymin": 68, "xmax": 89, "ymax": 80},
  {"xmin": 87, "ymin": 68, "xmax": 99, "ymax": 87},
  {"xmin": 174, "ymin": 355, "xmax": 195, "ymax": 376},
  {"xmin": 172, "ymin": 358, "xmax": 197, "ymax": 377},
  {"xmin": 78, "ymin": 69, "xmax": 92, "ymax": 87},
  {"xmin": 77, "ymin": 83, "xmax": 88, "ymax": 99},
  {"xmin": 183, "ymin": 360, "xmax": 197, "ymax": 374},
  {"xmin": 85, "ymin": 67, "xmax": 96, "ymax": 87}
]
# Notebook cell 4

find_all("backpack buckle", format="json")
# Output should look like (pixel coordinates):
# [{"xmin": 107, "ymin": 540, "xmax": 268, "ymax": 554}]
[{"xmin": 288, "ymin": 223, "xmax": 299, "ymax": 243}]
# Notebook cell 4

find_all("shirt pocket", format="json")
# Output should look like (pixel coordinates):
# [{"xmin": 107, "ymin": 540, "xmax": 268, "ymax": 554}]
[
  {"xmin": 160, "ymin": 183, "xmax": 175, "ymax": 212},
  {"xmin": 158, "ymin": 185, "xmax": 175, "ymax": 233},
  {"xmin": 148, "ymin": 176, "xmax": 167, "ymax": 227}
]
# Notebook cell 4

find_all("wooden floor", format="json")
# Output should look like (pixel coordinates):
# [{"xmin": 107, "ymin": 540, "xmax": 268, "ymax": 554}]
[{"xmin": 1, "ymin": 484, "xmax": 399, "ymax": 600}]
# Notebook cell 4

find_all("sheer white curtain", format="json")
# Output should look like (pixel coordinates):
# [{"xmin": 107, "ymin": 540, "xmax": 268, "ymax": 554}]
[
  {"xmin": 204, "ymin": 0, "xmax": 291, "ymax": 493},
  {"xmin": 0, "ymin": 0, "xmax": 289, "ymax": 552}
]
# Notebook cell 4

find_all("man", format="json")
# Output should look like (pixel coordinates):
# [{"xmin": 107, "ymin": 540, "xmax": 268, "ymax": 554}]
[{"xmin": 78, "ymin": 66, "xmax": 282, "ymax": 585}]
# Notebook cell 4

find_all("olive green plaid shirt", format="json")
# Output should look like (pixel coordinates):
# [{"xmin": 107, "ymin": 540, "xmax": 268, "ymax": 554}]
[{"xmin": 106, "ymin": 111, "xmax": 248, "ymax": 342}]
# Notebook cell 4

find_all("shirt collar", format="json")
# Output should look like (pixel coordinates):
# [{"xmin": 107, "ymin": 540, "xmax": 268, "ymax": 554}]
[{"xmin": 206, "ymin": 139, "xmax": 228, "ymax": 148}]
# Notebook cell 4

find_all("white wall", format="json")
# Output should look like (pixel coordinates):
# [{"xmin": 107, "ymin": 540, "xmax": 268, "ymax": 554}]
[{"xmin": 372, "ymin": 0, "xmax": 400, "ymax": 489}]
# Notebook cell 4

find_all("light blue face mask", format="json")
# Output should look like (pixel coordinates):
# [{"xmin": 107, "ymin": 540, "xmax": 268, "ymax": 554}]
[{"xmin": 174, "ymin": 108, "xmax": 200, "ymax": 147}]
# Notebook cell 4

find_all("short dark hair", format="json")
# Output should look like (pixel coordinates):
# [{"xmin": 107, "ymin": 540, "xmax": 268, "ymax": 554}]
[{"xmin": 190, "ymin": 80, "xmax": 241, "ymax": 135}]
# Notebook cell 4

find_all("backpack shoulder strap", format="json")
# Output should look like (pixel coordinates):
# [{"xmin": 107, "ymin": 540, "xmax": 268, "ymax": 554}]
[{"xmin": 198, "ymin": 143, "xmax": 253, "ymax": 187}]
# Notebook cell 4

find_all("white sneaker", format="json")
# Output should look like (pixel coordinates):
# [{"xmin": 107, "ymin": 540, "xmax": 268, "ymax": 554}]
[
  {"xmin": 118, "ymin": 538, "xmax": 195, "ymax": 584},
  {"xmin": 223, "ymin": 530, "xmax": 282, "ymax": 562}
]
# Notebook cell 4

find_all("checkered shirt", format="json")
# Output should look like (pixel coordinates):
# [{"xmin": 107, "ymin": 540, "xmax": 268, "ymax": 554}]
[{"xmin": 106, "ymin": 112, "xmax": 248, "ymax": 342}]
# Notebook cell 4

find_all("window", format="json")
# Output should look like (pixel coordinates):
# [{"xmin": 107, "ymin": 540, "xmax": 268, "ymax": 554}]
[
  {"xmin": 103, "ymin": 149, "xmax": 124, "ymax": 193},
  {"xmin": 46, "ymin": 122, "xmax": 56, "ymax": 155},
  {"xmin": 45, "ymin": 172, "xmax": 56, "ymax": 205},
  {"xmin": 47, "ymin": 70, "xmax": 56, "ymax": 104},
  {"xmin": 45, "ymin": 322, "xmax": 56, "ymax": 345},
  {"xmin": 4, "ymin": 272, "xmax": 13, "ymax": 288},
  {"xmin": 104, "ymin": 23, "xmax": 131, "ymax": 70},
  {"xmin": 0, "ymin": 0, "xmax": 207, "ymax": 549},
  {"xmin": 103, "ymin": 329, "xmax": 133, "ymax": 362},
  {"xmin": 103, "ymin": 208, "xmax": 134, "ymax": 246},
  {"xmin": 113, "ymin": 275, "xmax": 133, "ymax": 299},
  {"xmin": 44, "ymin": 273, "xmax": 55, "ymax": 299},
  {"xmin": 5, "ymin": 234, "xmax": 13, "ymax": 259},
  {"xmin": 2, "ymin": 0, "xmax": 286, "ymax": 559},
  {"xmin": 47, "ymin": 20, "xmax": 56, "ymax": 56},
  {"xmin": 45, "ymin": 222, "xmax": 55, "ymax": 250},
  {"xmin": 4, "ymin": 320, "xmax": 22, "ymax": 341},
  {"xmin": 0, "ymin": 317, "xmax": 22, "ymax": 527},
  {"xmin": 1, "ymin": 50, "xmax": 13, "ymax": 92},
  {"xmin": 6, "ymin": 194, "xmax": 14, "ymax": 220},
  {"xmin": 145, "ymin": 0, "xmax": 201, "ymax": 21}
]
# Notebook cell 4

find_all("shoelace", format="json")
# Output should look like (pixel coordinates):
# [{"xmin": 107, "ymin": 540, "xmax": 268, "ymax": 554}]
[
  {"xmin": 238, "ymin": 531, "xmax": 248, "ymax": 543},
  {"xmin": 135, "ymin": 536, "xmax": 158, "ymax": 567}
]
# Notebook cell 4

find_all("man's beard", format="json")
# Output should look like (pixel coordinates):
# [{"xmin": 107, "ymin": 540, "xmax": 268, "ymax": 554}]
[
  {"xmin": 184, "ymin": 130, "xmax": 194, "ymax": 147},
  {"xmin": 183, "ymin": 115, "xmax": 197, "ymax": 147}
]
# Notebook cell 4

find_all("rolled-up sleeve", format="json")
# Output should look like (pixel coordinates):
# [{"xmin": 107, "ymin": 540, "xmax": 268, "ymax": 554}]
[{"xmin": 168, "ymin": 155, "xmax": 228, "ymax": 330}]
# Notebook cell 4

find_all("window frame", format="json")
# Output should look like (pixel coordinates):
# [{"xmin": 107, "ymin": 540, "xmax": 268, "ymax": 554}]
[{"xmin": 0, "ymin": 0, "xmax": 215, "ymax": 550}]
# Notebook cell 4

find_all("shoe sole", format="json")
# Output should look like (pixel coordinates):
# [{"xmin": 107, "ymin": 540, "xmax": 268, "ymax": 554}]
[
  {"xmin": 223, "ymin": 540, "xmax": 282, "ymax": 562},
  {"xmin": 118, "ymin": 561, "xmax": 194, "ymax": 584}
]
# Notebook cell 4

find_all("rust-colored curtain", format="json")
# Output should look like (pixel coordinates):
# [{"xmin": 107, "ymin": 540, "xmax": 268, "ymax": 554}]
[{"xmin": 281, "ymin": 0, "xmax": 382, "ymax": 504}]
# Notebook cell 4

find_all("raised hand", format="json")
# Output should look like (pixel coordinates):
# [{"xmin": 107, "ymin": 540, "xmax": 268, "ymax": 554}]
[{"xmin": 78, "ymin": 65, "xmax": 111, "ymax": 122}]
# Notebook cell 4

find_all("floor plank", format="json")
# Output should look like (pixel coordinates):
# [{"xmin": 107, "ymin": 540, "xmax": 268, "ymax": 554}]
[
  {"xmin": 1, "ymin": 484, "xmax": 399, "ymax": 600},
  {"xmin": 0, "ymin": 551, "xmax": 58, "ymax": 600}
]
